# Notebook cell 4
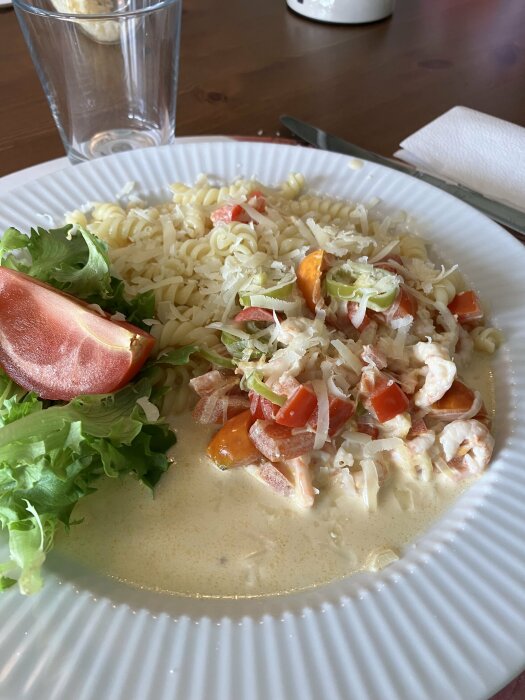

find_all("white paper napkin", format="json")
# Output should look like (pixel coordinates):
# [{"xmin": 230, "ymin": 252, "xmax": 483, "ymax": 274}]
[{"xmin": 394, "ymin": 106, "xmax": 525, "ymax": 213}]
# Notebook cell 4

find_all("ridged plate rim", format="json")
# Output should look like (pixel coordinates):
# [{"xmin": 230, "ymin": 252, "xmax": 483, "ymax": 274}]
[{"xmin": 0, "ymin": 141, "xmax": 523, "ymax": 700}]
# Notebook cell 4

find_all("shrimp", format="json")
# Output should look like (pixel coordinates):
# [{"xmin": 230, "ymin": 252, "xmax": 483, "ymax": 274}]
[
  {"xmin": 412, "ymin": 341, "xmax": 456, "ymax": 408},
  {"xmin": 379, "ymin": 412, "xmax": 412, "ymax": 439},
  {"xmin": 287, "ymin": 456, "xmax": 315, "ymax": 508},
  {"xmin": 439, "ymin": 419, "xmax": 494, "ymax": 475},
  {"xmin": 406, "ymin": 428, "xmax": 436, "ymax": 481}
]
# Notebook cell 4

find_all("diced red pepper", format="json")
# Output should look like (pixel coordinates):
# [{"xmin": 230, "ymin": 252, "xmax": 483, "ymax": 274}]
[
  {"xmin": 356, "ymin": 419, "xmax": 379, "ymax": 439},
  {"xmin": 370, "ymin": 382, "xmax": 409, "ymax": 423},
  {"xmin": 210, "ymin": 203, "xmax": 250, "ymax": 225},
  {"xmin": 310, "ymin": 396, "xmax": 356, "ymax": 436},
  {"xmin": 408, "ymin": 417, "xmax": 428, "ymax": 438},
  {"xmin": 249, "ymin": 420, "xmax": 315, "ymax": 461},
  {"xmin": 275, "ymin": 384, "xmax": 318, "ymax": 428},
  {"xmin": 207, "ymin": 410, "xmax": 261, "ymax": 468},
  {"xmin": 247, "ymin": 190, "xmax": 266, "ymax": 212},
  {"xmin": 192, "ymin": 394, "xmax": 250, "ymax": 424},
  {"xmin": 189, "ymin": 370, "xmax": 237, "ymax": 397},
  {"xmin": 359, "ymin": 368, "xmax": 389, "ymax": 398},
  {"xmin": 448, "ymin": 291, "xmax": 484, "ymax": 324},
  {"xmin": 249, "ymin": 390, "xmax": 277, "ymax": 420},
  {"xmin": 210, "ymin": 191, "xmax": 266, "ymax": 226}
]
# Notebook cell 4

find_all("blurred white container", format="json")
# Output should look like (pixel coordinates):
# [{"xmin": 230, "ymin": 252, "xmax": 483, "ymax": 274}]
[{"xmin": 286, "ymin": 0, "xmax": 394, "ymax": 24}]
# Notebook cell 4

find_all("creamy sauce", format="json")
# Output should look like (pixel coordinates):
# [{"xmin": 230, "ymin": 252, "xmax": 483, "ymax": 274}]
[{"xmin": 55, "ymin": 356, "xmax": 495, "ymax": 598}]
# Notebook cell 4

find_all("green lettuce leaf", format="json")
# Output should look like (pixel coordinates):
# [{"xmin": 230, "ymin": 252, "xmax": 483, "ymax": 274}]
[
  {"xmin": 0, "ymin": 376, "xmax": 176, "ymax": 594},
  {"xmin": 0, "ymin": 225, "xmax": 155, "ymax": 331}
]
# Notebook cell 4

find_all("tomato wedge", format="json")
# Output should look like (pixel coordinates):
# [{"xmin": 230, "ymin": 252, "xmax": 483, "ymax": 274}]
[
  {"xmin": 275, "ymin": 384, "xmax": 317, "ymax": 428},
  {"xmin": 207, "ymin": 410, "xmax": 260, "ymax": 469},
  {"xmin": 370, "ymin": 382, "xmax": 409, "ymax": 423},
  {"xmin": 297, "ymin": 249, "xmax": 326, "ymax": 312},
  {"xmin": 448, "ymin": 291, "xmax": 484, "ymax": 324},
  {"xmin": 0, "ymin": 267, "xmax": 155, "ymax": 401}
]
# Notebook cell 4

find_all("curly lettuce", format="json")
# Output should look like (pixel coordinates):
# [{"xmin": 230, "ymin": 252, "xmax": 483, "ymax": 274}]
[{"xmin": 0, "ymin": 224, "xmax": 176, "ymax": 594}]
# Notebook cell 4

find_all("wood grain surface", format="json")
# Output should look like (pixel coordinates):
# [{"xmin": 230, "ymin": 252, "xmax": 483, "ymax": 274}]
[
  {"xmin": 1, "ymin": 0, "xmax": 525, "ymax": 176},
  {"xmin": 0, "ymin": 1, "xmax": 524, "ymax": 697}
]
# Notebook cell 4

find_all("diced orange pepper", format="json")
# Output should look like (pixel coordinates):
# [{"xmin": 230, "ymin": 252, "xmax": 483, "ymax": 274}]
[
  {"xmin": 297, "ymin": 249, "xmax": 326, "ymax": 312},
  {"xmin": 431, "ymin": 379, "xmax": 475, "ymax": 413},
  {"xmin": 207, "ymin": 410, "xmax": 260, "ymax": 469},
  {"xmin": 448, "ymin": 291, "xmax": 483, "ymax": 324}
]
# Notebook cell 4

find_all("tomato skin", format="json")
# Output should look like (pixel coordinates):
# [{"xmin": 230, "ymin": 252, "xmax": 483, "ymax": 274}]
[
  {"xmin": 448, "ymin": 291, "xmax": 484, "ymax": 324},
  {"xmin": 297, "ymin": 249, "xmax": 326, "ymax": 312},
  {"xmin": 0, "ymin": 267, "xmax": 155, "ymax": 400},
  {"xmin": 274, "ymin": 384, "xmax": 317, "ymax": 428},
  {"xmin": 370, "ymin": 382, "xmax": 409, "ymax": 423},
  {"xmin": 207, "ymin": 410, "xmax": 260, "ymax": 468}
]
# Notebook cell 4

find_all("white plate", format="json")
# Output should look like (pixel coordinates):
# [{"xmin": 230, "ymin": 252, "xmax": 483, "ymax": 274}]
[{"xmin": 0, "ymin": 142, "xmax": 524, "ymax": 700}]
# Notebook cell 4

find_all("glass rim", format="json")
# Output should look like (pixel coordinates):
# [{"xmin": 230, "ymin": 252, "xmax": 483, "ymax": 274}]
[{"xmin": 12, "ymin": 0, "xmax": 181, "ymax": 21}]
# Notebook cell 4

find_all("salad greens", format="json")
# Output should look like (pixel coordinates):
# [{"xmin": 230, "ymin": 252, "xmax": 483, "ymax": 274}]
[
  {"xmin": 0, "ymin": 225, "xmax": 176, "ymax": 594},
  {"xmin": 0, "ymin": 225, "xmax": 155, "ymax": 330}
]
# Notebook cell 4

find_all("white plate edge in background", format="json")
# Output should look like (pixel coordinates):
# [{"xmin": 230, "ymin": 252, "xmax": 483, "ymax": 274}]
[{"xmin": 0, "ymin": 141, "xmax": 523, "ymax": 700}]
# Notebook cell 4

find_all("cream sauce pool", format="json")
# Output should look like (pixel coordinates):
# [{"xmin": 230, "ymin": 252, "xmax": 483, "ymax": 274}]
[{"xmin": 55, "ymin": 358, "xmax": 495, "ymax": 598}]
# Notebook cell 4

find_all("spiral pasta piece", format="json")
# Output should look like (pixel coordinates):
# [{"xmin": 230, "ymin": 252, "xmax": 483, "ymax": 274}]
[
  {"xmin": 471, "ymin": 326, "xmax": 504, "ymax": 354},
  {"xmin": 399, "ymin": 234, "xmax": 427, "ymax": 260}
]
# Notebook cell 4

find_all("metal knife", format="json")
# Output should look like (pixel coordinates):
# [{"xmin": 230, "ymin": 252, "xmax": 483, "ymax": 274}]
[{"xmin": 280, "ymin": 115, "xmax": 525, "ymax": 237}]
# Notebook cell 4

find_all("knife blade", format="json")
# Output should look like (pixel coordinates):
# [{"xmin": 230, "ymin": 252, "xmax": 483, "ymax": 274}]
[{"xmin": 280, "ymin": 115, "xmax": 525, "ymax": 238}]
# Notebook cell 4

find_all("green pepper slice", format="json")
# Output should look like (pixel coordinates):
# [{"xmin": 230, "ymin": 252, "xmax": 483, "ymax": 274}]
[
  {"xmin": 245, "ymin": 373, "xmax": 286, "ymax": 406},
  {"xmin": 239, "ymin": 282, "xmax": 294, "ymax": 307},
  {"xmin": 221, "ymin": 331, "xmax": 263, "ymax": 360},
  {"xmin": 325, "ymin": 261, "xmax": 399, "ymax": 311}
]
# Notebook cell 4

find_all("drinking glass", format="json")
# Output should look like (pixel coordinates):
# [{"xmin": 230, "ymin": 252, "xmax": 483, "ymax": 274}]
[{"xmin": 13, "ymin": 0, "xmax": 182, "ymax": 163}]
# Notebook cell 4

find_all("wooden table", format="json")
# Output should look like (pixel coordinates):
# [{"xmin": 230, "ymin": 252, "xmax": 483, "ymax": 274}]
[
  {"xmin": 1, "ymin": 0, "xmax": 525, "ymax": 175},
  {"xmin": 0, "ymin": 1, "xmax": 524, "ymax": 698}
]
